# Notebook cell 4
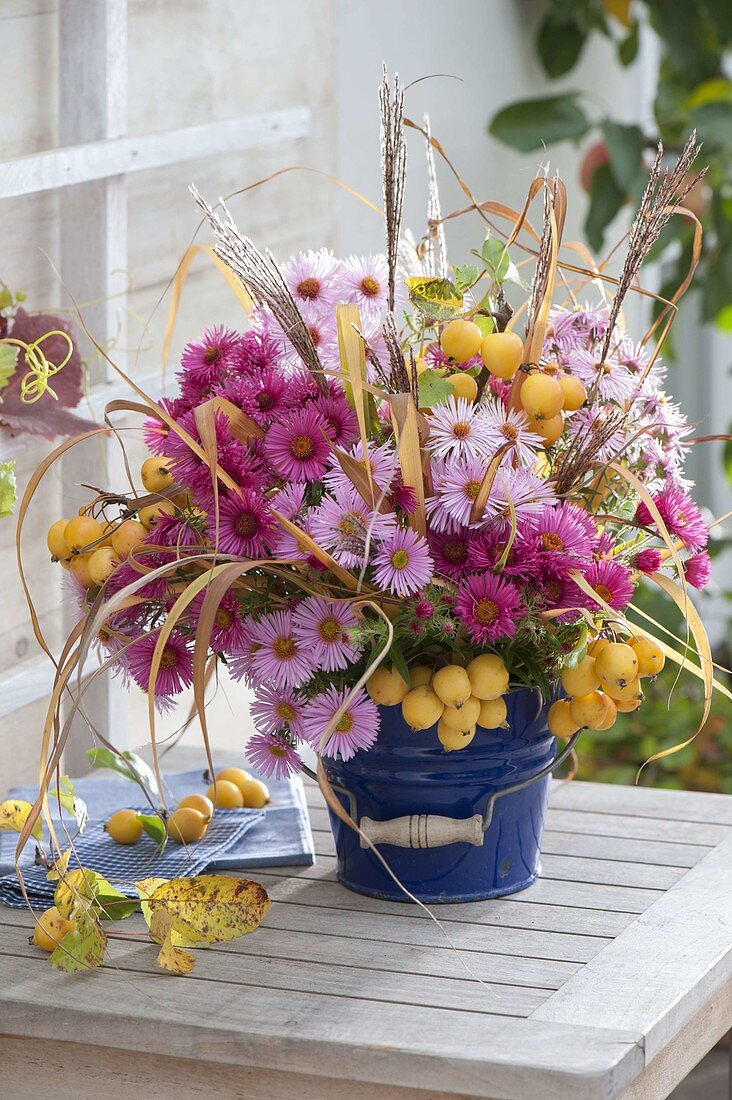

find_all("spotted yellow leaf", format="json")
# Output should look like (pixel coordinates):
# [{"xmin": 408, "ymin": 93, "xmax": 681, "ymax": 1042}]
[
  {"xmin": 0, "ymin": 799, "xmax": 42, "ymax": 841},
  {"xmin": 150, "ymin": 909, "xmax": 195, "ymax": 975},
  {"xmin": 136, "ymin": 874, "xmax": 271, "ymax": 946},
  {"xmin": 405, "ymin": 276, "xmax": 463, "ymax": 320},
  {"xmin": 49, "ymin": 912, "xmax": 107, "ymax": 973}
]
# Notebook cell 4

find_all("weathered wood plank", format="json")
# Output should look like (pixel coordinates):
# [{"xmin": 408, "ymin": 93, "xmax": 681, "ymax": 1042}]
[
  {"xmin": 0, "ymin": 911, "xmax": 580, "ymax": 991},
  {"xmin": 532, "ymin": 833, "xmax": 732, "ymax": 1062},
  {"xmin": 0, "ymin": 951, "xmax": 644, "ymax": 1100},
  {"xmin": 550, "ymin": 779, "xmax": 732, "ymax": 826},
  {"xmin": 0, "ymin": 1034, "xmax": 485, "ymax": 1100},
  {"xmin": 0, "ymin": 929, "xmax": 548, "ymax": 1018},
  {"xmin": 539, "ymin": 830, "xmax": 710, "ymax": 869}
]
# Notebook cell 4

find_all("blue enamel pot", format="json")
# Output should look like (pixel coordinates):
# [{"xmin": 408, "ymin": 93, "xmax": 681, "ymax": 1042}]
[{"xmin": 325, "ymin": 687, "xmax": 572, "ymax": 903}]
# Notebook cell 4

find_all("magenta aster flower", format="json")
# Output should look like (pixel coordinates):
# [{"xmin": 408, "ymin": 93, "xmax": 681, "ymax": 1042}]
[
  {"xmin": 313, "ymin": 392, "xmax": 360, "ymax": 448},
  {"xmin": 292, "ymin": 596, "xmax": 359, "ymax": 671},
  {"xmin": 264, "ymin": 407, "xmax": 331, "ymax": 482},
  {"xmin": 635, "ymin": 486, "xmax": 708, "ymax": 552},
  {"xmin": 146, "ymin": 509, "xmax": 208, "ymax": 552},
  {"xmin": 143, "ymin": 396, "xmax": 191, "ymax": 455},
  {"xmin": 631, "ymin": 547, "xmax": 663, "ymax": 574},
  {"xmin": 187, "ymin": 590, "xmax": 249, "ymax": 653},
  {"xmin": 425, "ymin": 341, "xmax": 481, "ymax": 371},
  {"xmin": 226, "ymin": 368, "xmax": 291, "ymax": 426},
  {"xmin": 470, "ymin": 523, "xmax": 540, "ymax": 581},
  {"xmin": 249, "ymin": 610, "xmax": 313, "ymax": 689},
  {"xmin": 532, "ymin": 503, "xmax": 594, "ymax": 574},
  {"xmin": 250, "ymin": 683, "xmax": 306, "ymax": 736},
  {"xmin": 455, "ymin": 572, "xmax": 523, "ymax": 644},
  {"xmin": 427, "ymin": 397, "xmax": 491, "ymax": 460},
  {"xmin": 429, "ymin": 527, "xmax": 473, "ymax": 580},
  {"xmin": 236, "ymin": 329, "xmax": 283, "ymax": 373},
  {"xmin": 247, "ymin": 730, "xmax": 303, "ymax": 779},
  {"xmin": 127, "ymin": 629, "xmax": 194, "ymax": 696},
  {"xmin": 341, "ymin": 254, "xmax": 389, "ymax": 312},
  {"xmin": 302, "ymin": 685, "xmax": 379, "ymax": 760},
  {"xmin": 684, "ymin": 550, "xmax": 712, "ymax": 590},
  {"xmin": 216, "ymin": 489, "xmax": 278, "ymax": 558},
  {"xmin": 583, "ymin": 558, "xmax": 635, "ymax": 610},
  {"xmin": 372, "ymin": 528, "xmax": 434, "ymax": 597},
  {"xmin": 178, "ymin": 326, "xmax": 242, "ymax": 402}
]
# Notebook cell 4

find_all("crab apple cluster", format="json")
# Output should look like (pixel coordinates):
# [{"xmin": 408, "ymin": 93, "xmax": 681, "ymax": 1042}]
[
  {"xmin": 367, "ymin": 652, "xmax": 510, "ymax": 752},
  {"xmin": 45, "ymin": 454, "xmax": 179, "ymax": 589},
  {"xmin": 103, "ymin": 767, "xmax": 269, "ymax": 848},
  {"xmin": 548, "ymin": 634, "xmax": 666, "ymax": 739}
]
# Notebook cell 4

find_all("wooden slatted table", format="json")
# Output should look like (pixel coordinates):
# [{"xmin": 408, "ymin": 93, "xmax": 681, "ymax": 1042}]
[{"xmin": 1, "ymin": 777, "xmax": 730, "ymax": 1100}]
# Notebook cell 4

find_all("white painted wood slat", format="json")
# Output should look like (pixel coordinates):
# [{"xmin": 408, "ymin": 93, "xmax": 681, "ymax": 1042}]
[{"xmin": 0, "ymin": 110, "xmax": 311, "ymax": 198}]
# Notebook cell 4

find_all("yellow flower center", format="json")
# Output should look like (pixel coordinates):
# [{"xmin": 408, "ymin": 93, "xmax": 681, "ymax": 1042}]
[
  {"xmin": 360, "ymin": 276, "xmax": 380, "ymax": 297},
  {"xmin": 475, "ymin": 598, "xmax": 498, "ymax": 624},
  {"xmin": 318, "ymin": 616, "xmax": 341, "ymax": 642},
  {"xmin": 160, "ymin": 647, "xmax": 177, "ymax": 669},
  {"xmin": 541, "ymin": 532, "xmax": 565, "ymax": 552},
  {"xmin": 500, "ymin": 422, "xmax": 518, "ymax": 441},
  {"xmin": 215, "ymin": 608, "xmax": 234, "ymax": 629},
  {"xmin": 390, "ymin": 549, "xmax": 409, "ymax": 570},
  {"xmin": 203, "ymin": 346, "xmax": 220, "ymax": 364},
  {"xmin": 290, "ymin": 435, "xmax": 315, "ymax": 459},
  {"xmin": 452, "ymin": 421, "xmax": 471, "ymax": 440},
  {"xmin": 335, "ymin": 712, "xmax": 355, "ymax": 734},
  {"xmin": 274, "ymin": 636, "xmax": 296, "ymax": 659},
  {"xmin": 276, "ymin": 702, "xmax": 296, "ymax": 722},
  {"xmin": 465, "ymin": 480, "xmax": 481, "ymax": 501},
  {"xmin": 269, "ymin": 744, "xmax": 288, "ymax": 758},
  {"xmin": 594, "ymin": 583, "xmax": 613, "ymax": 602}
]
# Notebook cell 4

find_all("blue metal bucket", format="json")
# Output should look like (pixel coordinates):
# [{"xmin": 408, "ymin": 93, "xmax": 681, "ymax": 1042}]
[{"xmin": 325, "ymin": 687, "xmax": 569, "ymax": 903}]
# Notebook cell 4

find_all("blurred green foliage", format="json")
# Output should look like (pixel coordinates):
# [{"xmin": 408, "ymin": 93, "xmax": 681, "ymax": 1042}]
[{"xmin": 489, "ymin": 0, "xmax": 732, "ymax": 331}]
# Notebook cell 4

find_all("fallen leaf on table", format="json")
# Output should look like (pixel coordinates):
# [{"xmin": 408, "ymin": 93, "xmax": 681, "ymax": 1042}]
[
  {"xmin": 50, "ymin": 912, "xmax": 107, "ymax": 973},
  {"xmin": 0, "ymin": 799, "xmax": 42, "ymax": 841}
]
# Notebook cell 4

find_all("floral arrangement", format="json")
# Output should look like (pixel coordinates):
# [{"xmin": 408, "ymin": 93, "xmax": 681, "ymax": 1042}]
[{"xmin": 26, "ymin": 73, "xmax": 725, "ymax": 795}]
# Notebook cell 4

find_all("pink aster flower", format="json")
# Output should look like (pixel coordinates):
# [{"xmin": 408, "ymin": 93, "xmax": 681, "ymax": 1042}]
[
  {"xmin": 425, "ymin": 342, "xmax": 481, "ymax": 372},
  {"xmin": 427, "ymin": 456, "xmax": 493, "ymax": 529},
  {"xmin": 282, "ymin": 249, "xmax": 342, "ymax": 308},
  {"xmin": 455, "ymin": 572, "xmax": 523, "ymax": 644},
  {"xmin": 531, "ymin": 503, "xmax": 594, "ymax": 574},
  {"xmin": 684, "ymin": 550, "xmax": 712, "ymax": 590},
  {"xmin": 178, "ymin": 326, "xmax": 242, "ymax": 402},
  {"xmin": 427, "ymin": 397, "xmax": 491, "ymax": 460},
  {"xmin": 216, "ymin": 489, "xmax": 278, "ymax": 558},
  {"xmin": 324, "ymin": 439, "xmax": 398, "ymax": 495},
  {"xmin": 635, "ymin": 486, "xmax": 708, "ymax": 553},
  {"xmin": 250, "ymin": 683, "xmax": 306, "ymax": 736},
  {"xmin": 127, "ymin": 629, "xmax": 194, "ymax": 696},
  {"xmin": 146, "ymin": 509, "xmax": 209, "ymax": 552},
  {"xmin": 292, "ymin": 596, "xmax": 359, "ymax": 671},
  {"xmin": 143, "ymin": 396, "xmax": 191, "ymax": 455},
  {"xmin": 225, "ymin": 368, "xmax": 292, "ymax": 426},
  {"xmin": 264, "ymin": 407, "xmax": 331, "ymax": 482},
  {"xmin": 249, "ymin": 610, "xmax": 313, "ymax": 689},
  {"xmin": 631, "ymin": 547, "xmax": 662, "ymax": 574},
  {"xmin": 372, "ymin": 528, "xmax": 434, "ymax": 597},
  {"xmin": 583, "ymin": 558, "xmax": 635, "ymax": 610},
  {"xmin": 341, "ymin": 254, "xmax": 389, "ymax": 313},
  {"xmin": 188, "ymin": 590, "xmax": 249, "ymax": 653},
  {"xmin": 236, "ymin": 329, "xmax": 283, "ymax": 373},
  {"xmin": 469, "ymin": 522, "xmax": 540, "ymax": 581},
  {"xmin": 302, "ymin": 685, "xmax": 379, "ymax": 760},
  {"xmin": 247, "ymin": 730, "xmax": 303, "ymax": 779}
]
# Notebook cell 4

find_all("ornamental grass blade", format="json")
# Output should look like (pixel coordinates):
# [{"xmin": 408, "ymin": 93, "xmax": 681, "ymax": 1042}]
[
  {"xmin": 468, "ymin": 443, "xmax": 513, "ymax": 524},
  {"xmin": 389, "ymin": 393, "xmax": 426, "ymax": 536},
  {"xmin": 337, "ymin": 303, "xmax": 373, "ymax": 481},
  {"xmin": 270, "ymin": 509, "xmax": 365, "ymax": 590},
  {"xmin": 212, "ymin": 395, "xmax": 264, "ymax": 442},
  {"xmin": 331, "ymin": 445, "xmax": 388, "ymax": 513}
]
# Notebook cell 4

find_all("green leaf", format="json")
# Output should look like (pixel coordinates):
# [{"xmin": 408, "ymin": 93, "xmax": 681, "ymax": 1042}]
[
  {"xmin": 690, "ymin": 101, "xmax": 732, "ymax": 147},
  {"xmin": 49, "ymin": 776, "xmax": 88, "ymax": 834},
  {"xmin": 489, "ymin": 94, "xmax": 590, "ymax": 153},
  {"xmin": 417, "ymin": 369, "xmax": 454, "ymax": 409},
  {"xmin": 562, "ymin": 624, "xmax": 589, "ymax": 670},
  {"xmin": 453, "ymin": 264, "xmax": 480, "ymax": 291},
  {"xmin": 618, "ymin": 21, "xmax": 639, "ymax": 66},
  {"xmin": 85, "ymin": 747, "xmax": 160, "ymax": 801},
  {"xmin": 584, "ymin": 162, "xmax": 626, "ymax": 252},
  {"xmin": 386, "ymin": 643, "xmax": 410, "ymax": 686},
  {"xmin": 723, "ymin": 435, "xmax": 732, "ymax": 487},
  {"xmin": 138, "ymin": 812, "xmax": 167, "ymax": 849},
  {"xmin": 50, "ymin": 912, "xmax": 107, "ymax": 973},
  {"xmin": 600, "ymin": 120, "xmax": 645, "ymax": 192},
  {"xmin": 0, "ymin": 344, "xmax": 19, "ymax": 391},
  {"xmin": 481, "ymin": 238, "xmax": 511, "ymax": 283},
  {"xmin": 537, "ymin": 11, "xmax": 587, "ymax": 78},
  {"xmin": 0, "ymin": 461, "xmax": 17, "ymax": 518}
]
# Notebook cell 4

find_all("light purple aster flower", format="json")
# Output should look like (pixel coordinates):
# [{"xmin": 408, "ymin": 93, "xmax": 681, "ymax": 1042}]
[
  {"xmin": 478, "ymin": 398, "xmax": 544, "ymax": 466},
  {"xmin": 292, "ymin": 596, "xmax": 359, "ymax": 671},
  {"xmin": 249, "ymin": 610, "xmax": 313, "ymax": 689},
  {"xmin": 247, "ymin": 730, "xmax": 303, "ymax": 779},
  {"xmin": 531, "ymin": 503, "xmax": 594, "ymax": 575},
  {"xmin": 282, "ymin": 249, "xmax": 342, "ymax": 308},
  {"xmin": 302, "ymin": 685, "xmax": 379, "ymax": 760},
  {"xmin": 372, "ymin": 527, "xmax": 434, "ymax": 597},
  {"xmin": 250, "ymin": 683, "xmax": 307, "ymax": 736},
  {"xmin": 310, "ymin": 484, "xmax": 397, "ymax": 568},
  {"xmin": 426, "ymin": 396, "xmax": 492, "ymax": 460},
  {"xmin": 341, "ymin": 254, "xmax": 390, "ymax": 313}
]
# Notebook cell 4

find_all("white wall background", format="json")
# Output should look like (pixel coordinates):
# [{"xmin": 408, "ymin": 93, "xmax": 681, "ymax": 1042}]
[{"xmin": 1, "ymin": 0, "xmax": 728, "ymax": 787}]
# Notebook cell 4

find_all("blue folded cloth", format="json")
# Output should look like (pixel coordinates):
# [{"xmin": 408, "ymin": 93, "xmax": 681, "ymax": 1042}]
[{"xmin": 0, "ymin": 761, "xmax": 315, "ymax": 909}]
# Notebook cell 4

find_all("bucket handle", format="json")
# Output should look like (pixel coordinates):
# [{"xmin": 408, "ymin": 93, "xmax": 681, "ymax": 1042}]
[{"xmin": 354, "ymin": 731, "xmax": 581, "ymax": 850}]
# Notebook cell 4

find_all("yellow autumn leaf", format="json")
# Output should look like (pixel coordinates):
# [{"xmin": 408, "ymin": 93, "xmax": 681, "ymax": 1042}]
[
  {"xmin": 150, "ymin": 909, "xmax": 195, "ymax": 974},
  {"xmin": 0, "ymin": 799, "xmax": 42, "ymax": 841},
  {"xmin": 136, "ymin": 874, "xmax": 271, "ymax": 946},
  {"xmin": 46, "ymin": 849, "xmax": 71, "ymax": 882},
  {"xmin": 54, "ymin": 867, "xmax": 104, "ymax": 919}
]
